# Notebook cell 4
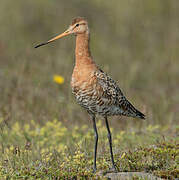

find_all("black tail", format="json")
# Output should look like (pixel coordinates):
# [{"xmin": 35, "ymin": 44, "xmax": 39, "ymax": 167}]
[
  {"xmin": 125, "ymin": 99, "xmax": 145, "ymax": 119},
  {"xmin": 135, "ymin": 108, "xmax": 145, "ymax": 119}
]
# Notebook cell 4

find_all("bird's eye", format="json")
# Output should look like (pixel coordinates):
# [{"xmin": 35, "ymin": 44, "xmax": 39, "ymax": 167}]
[{"xmin": 76, "ymin": 24, "xmax": 79, "ymax": 27}]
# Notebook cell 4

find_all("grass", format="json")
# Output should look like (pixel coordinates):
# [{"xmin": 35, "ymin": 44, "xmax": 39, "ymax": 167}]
[
  {"xmin": 0, "ymin": 0, "xmax": 179, "ymax": 179},
  {"xmin": 0, "ymin": 119, "xmax": 178, "ymax": 179}
]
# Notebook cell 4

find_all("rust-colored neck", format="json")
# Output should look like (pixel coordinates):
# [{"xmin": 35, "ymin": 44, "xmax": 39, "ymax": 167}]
[{"xmin": 75, "ymin": 32, "xmax": 94, "ymax": 66}]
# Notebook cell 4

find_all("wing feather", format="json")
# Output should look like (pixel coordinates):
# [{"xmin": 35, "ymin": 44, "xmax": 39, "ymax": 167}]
[{"xmin": 95, "ymin": 68, "xmax": 145, "ymax": 119}]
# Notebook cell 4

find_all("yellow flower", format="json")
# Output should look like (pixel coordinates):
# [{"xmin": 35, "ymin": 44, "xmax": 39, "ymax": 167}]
[
  {"xmin": 53, "ymin": 75, "xmax": 64, "ymax": 84},
  {"xmin": 120, "ymin": 152, "xmax": 126, "ymax": 159}
]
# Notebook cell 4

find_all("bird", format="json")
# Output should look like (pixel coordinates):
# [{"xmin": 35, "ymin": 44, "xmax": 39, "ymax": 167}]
[{"xmin": 35, "ymin": 17, "xmax": 145, "ymax": 172}]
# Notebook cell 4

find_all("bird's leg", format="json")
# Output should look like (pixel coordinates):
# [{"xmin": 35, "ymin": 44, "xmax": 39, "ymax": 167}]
[
  {"xmin": 105, "ymin": 116, "xmax": 117, "ymax": 172},
  {"xmin": 90, "ymin": 114, "xmax": 98, "ymax": 173}
]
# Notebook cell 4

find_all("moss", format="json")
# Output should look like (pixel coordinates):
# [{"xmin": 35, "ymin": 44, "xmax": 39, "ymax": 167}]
[{"xmin": 154, "ymin": 169, "xmax": 179, "ymax": 179}]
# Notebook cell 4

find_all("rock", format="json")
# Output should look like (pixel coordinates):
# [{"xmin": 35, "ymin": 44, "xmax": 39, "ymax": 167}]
[{"xmin": 104, "ymin": 172, "xmax": 162, "ymax": 180}]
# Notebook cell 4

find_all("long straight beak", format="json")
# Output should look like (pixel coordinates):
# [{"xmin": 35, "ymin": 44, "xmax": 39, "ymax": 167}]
[{"xmin": 34, "ymin": 30, "xmax": 72, "ymax": 48}]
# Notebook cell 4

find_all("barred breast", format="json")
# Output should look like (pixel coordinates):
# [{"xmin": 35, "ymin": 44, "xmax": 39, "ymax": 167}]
[{"xmin": 71, "ymin": 66, "xmax": 145, "ymax": 119}]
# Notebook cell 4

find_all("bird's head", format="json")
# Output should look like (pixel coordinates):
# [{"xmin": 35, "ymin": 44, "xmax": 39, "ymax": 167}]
[
  {"xmin": 35, "ymin": 17, "xmax": 88, "ymax": 48},
  {"xmin": 70, "ymin": 17, "xmax": 89, "ymax": 34}
]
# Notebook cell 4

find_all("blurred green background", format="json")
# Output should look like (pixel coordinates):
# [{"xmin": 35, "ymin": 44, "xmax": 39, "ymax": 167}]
[{"xmin": 0, "ymin": 0, "xmax": 178, "ymax": 132}]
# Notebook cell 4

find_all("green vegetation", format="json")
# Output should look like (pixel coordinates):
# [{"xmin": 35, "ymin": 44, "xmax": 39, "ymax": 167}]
[
  {"xmin": 0, "ymin": 120, "xmax": 178, "ymax": 179},
  {"xmin": 0, "ymin": 0, "xmax": 178, "ymax": 179}
]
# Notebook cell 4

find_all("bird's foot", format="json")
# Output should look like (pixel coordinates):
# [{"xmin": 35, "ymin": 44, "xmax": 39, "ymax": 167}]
[
  {"xmin": 92, "ymin": 167, "xmax": 97, "ymax": 173},
  {"xmin": 108, "ymin": 165, "xmax": 118, "ymax": 173}
]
